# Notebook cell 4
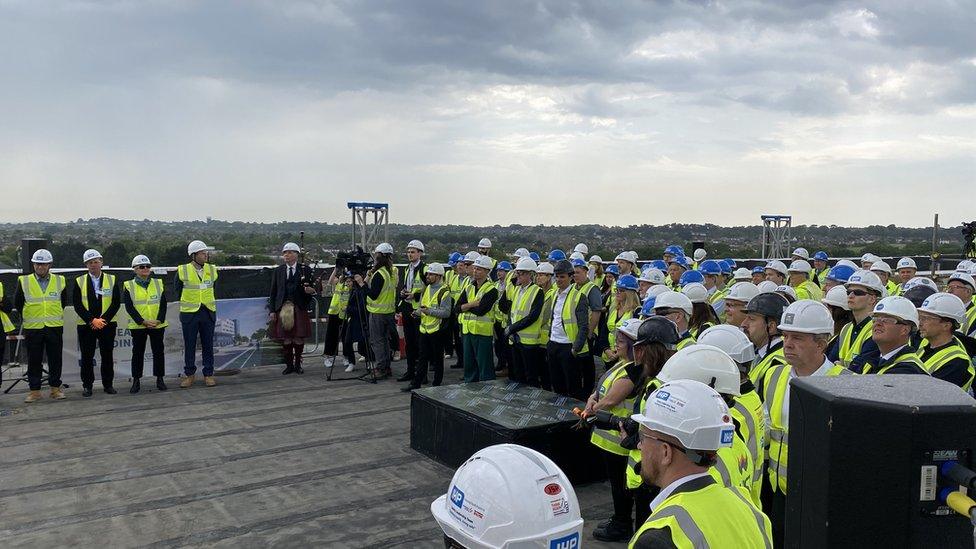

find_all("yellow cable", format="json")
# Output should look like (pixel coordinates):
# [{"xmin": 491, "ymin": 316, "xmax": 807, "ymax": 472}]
[{"xmin": 947, "ymin": 491, "xmax": 976, "ymax": 518}]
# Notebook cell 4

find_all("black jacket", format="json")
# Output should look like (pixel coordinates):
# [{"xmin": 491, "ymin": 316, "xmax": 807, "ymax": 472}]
[
  {"xmin": 397, "ymin": 261, "xmax": 426, "ymax": 313},
  {"xmin": 72, "ymin": 273, "xmax": 122, "ymax": 324},
  {"xmin": 122, "ymin": 278, "xmax": 168, "ymax": 326},
  {"xmin": 268, "ymin": 263, "xmax": 316, "ymax": 313}
]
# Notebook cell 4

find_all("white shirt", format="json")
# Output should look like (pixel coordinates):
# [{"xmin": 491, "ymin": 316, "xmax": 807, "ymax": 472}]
[
  {"xmin": 647, "ymin": 472, "xmax": 713, "ymax": 513},
  {"xmin": 755, "ymin": 336, "xmax": 783, "ymax": 363},
  {"xmin": 90, "ymin": 273, "xmax": 102, "ymax": 295},
  {"xmin": 783, "ymin": 356, "xmax": 835, "ymax": 427},
  {"xmin": 550, "ymin": 285, "xmax": 572, "ymax": 344},
  {"xmin": 879, "ymin": 344, "xmax": 908, "ymax": 362},
  {"xmin": 285, "ymin": 262, "xmax": 297, "ymax": 279}
]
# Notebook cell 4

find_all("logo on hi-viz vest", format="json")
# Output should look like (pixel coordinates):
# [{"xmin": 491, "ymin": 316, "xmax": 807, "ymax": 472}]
[
  {"xmin": 721, "ymin": 428, "xmax": 735, "ymax": 445},
  {"xmin": 450, "ymin": 486, "xmax": 465, "ymax": 509},
  {"xmin": 550, "ymin": 532, "xmax": 580, "ymax": 549}
]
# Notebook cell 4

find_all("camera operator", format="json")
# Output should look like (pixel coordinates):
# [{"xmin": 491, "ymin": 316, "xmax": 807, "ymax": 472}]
[
  {"xmin": 355, "ymin": 243, "xmax": 398, "ymax": 379},
  {"xmin": 396, "ymin": 240, "xmax": 427, "ymax": 382},
  {"xmin": 343, "ymin": 272, "xmax": 372, "ymax": 371},
  {"xmin": 323, "ymin": 268, "xmax": 351, "ymax": 371}
]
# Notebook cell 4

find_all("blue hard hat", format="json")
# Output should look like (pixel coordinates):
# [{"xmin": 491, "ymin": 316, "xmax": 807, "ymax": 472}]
[
  {"xmin": 448, "ymin": 251, "xmax": 463, "ymax": 266},
  {"xmin": 650, "ymin": 260, "xmax": 668, "ymax": 271},
  {"xmin": 641, "ymin": 296, "xmax": 657, "ymax": 317},
  {"xmin": 699, "ymin": 260, "xmax": 722, "ymax": 275},
  {"xmin": 752, "ymin": 266, "xmax": 765, "ymax": 274},
  {"xmin": 664, "ymin": 245, "xmax": 684, "ymax": 257},
  {"xmin": 672, "ymin": 255, "xmax": 691, "ymax": 269},
  {"xmin": 497, "ymin": 260, "xmax": 513, "ymax": 271},
  {"xmin": 679, "ymin": 270, "xmax": 705, "ymax": 287},
  {"xmin": 719, "ymin": 260, "xmax": 733, "ymax": 274},
  {"xmin": 724, "ymin": 258, "xmax": 737, "ymax": 269},
  {"xmin": 606, "ymin": 264, "xmax": 620, "ymax": 275},
  {"xmin": 827, "ymin": 264, "xmax": 855, "ymax": 283},
  {"xmin": 814, "ymin": 251, "xmax": 829, "ymax": 261},
  {"xmin": 571, "ymin": 258, "xmax": 587, "ymax": 269},
  {"xmin": 548, "ymin": 249, "xmax": 566, "ymax": 261},
  {"xmin": 529, "ymin": 252, "xmax": 541, "ymax": 262},
  {"xmin": 617, "ymin": 274, "xmax": 639, "ymax": 291}
]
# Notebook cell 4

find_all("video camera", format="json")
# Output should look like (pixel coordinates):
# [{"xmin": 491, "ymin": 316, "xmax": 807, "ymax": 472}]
[
  {"xmin": 963, "ymin": 221, "xmax": 976, "ymax": 258},
  {"xmin": 335, "ymin": 245, "xmax": 373, "ymax": 276}
]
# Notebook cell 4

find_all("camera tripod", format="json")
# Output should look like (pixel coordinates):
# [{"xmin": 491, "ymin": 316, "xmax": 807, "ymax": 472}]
[{"xmin": 325, "ymin": 285, "xmax": 378, "ymax": 384}]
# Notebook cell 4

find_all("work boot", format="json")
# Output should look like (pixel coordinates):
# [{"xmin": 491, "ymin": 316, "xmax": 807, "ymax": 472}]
[
  {"xmin": 50, "ymin": 386, "xmax": 66, "ymax": 400},
  {"xmin": 130, "ymin": 378, "xmax": 141, "ymax": 394},
  {"xmin": 281, "ymin": 365, "xmax": 295, "ymax": 375},
  {"xmin": 104, "ymin": 386, "xmax": 118, "ymax": 395},
  {"xmin": 24, "ymin": 390, "xmax": 42, "ymax": 403},
  {"xmin": 294, "ymin": 363, "xmax": 304, "ymax": 374},
  {"xmin": 156, "ymin": 377, "xmax": 168, "ymax": 391},
  {"xmin": 180, "ymin": 375, "xmax": 196, "ymax": 389},
  {"xmin": 204, "ymin": 376, "xmax": 217, "ymax": 387},
  {"xmin": 82, "ymin": 386, "xmax": 93, "ymax": 398},
  {"xmin": 396, "ymin": 371, "xmax": 414, "ymax": 382},
  {"xmin": 592, "ymin": 519, "xmax": 633, "ymax": 542}
]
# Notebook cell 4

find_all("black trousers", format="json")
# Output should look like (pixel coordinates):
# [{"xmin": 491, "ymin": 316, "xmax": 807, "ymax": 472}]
[
  {"xmin": 510, "ymin": 340, "xmax": 526, "ymax": 383},
  {"xmin": 131, "ymin": 328, "xmax": 166, "ymax": 378},
  {"xmin": 413, "ymin": 329, "xmax": 445, "ymax": 387},
  {"xmin": 603, "ymin": 451, "xmax": 633, "ymax": 525},
  {"xmin": 577, "ymin": 352, "xmax": 595, "ymax": 400},
  {"xmin": 452, "ymin": 315, "xmax": 464, "ymax": 366},
  {"xmin": 401, "ymin": 309, "xmax": 421, "ymax": 375},
  {"xmin": 323, "ymin": 314, "xmax": 342, "ymax": 356},
  {"xmin": 546, "ymin": 342, "xmax": 581, "ymax": 399},
  {"xmin": 761, "ymin": 475, "xmax": 786, "ymax": 548},
  {"xmin": 25, "ymin": 327, "xmax": 63, "ymax": 390},
  {"xmin": 493, "ymin": 323, "xmax": 512, "ymax": 372},
  {"xmin": 512, "ymin": 341, "xmax": 546, "ymax": 386},
  {"xmin": 443, "ymin": 314, "xmax": 456, "ymax": 357},
  {"xmin": 78, "ymin": 323, "xmax": 116, "ymax": 388}
]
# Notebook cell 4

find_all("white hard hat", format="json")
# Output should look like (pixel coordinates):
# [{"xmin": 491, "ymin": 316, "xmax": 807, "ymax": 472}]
[
  {"xmin": 131, "ymin": 254, "xmax": 152, "ymax": 268},
  {"xmin": 632, "ymin": 379, "xmax": 735, "ymax": 452},
  {"xmin": 775, "ymin": 285, "xmax": 797, "ymax": 301},
  {"xmin": 31, "ymin": 249, "xmax": 53, "ymax": 264},
  {"xmin": 787, "ymin": 260, "xmax": 812, "ymax": 274},
  {"xmin": 971, "ymin": 264, "xmax": 976, "ymax": 277},
  {"xmin": 845, "ymin": 269, "xmax": 886, "ymax": 295},
  {"xmin": 430, "ymin": 444, "xmax": 583, "ymax": 549},
  {"xmin": 724, "ymin": 282, "xmax": 760, "ymax": 304},
  {"xmin": 791, "ymin": 247, "xmax": 810, "ymax": 260},
  {"xmin": 515, "ymin": 257, "xmax": 538, "ymax": 272},
  {"xmin": 615, "ymin": 251, "xmax": 638, "ymax": 264},
  {"xmin": 645, "ymin": 284, "xmax": 671, "ymax": 301},
  {"xmin": 82, "ymin": 249, "xmax": 102, "ymax": 262},
  {"xmin": 904, "ymin": 276, "xmax": 938, "ymax": 292},
  {"xmin": 948, "ymin": 272, "xmax": 976, "ymax": 291},
  {"xmin": 617, "ymin": 317, "xmax": 644, "ymax": 341},
  {"xmin": 658, "ymin": 344, "xmax": 742, "ymax": 396},
  {"xmin": 463, "ymin": 251, "xmax": 481, "ymax": 263},
  {"xmin": 406, "ymin": 239, "xmax": 426, "ymax": 252},
  {"xmin": 732, "ymin": 268, "xmax": 752, "ymax": 281},
  {"xmin": 765, "ymin": 260, "xmax": 788, "ymax": 277},
  {"xmin": 478, "ymin": 238, "xmax": 492, "ymax": 249},
  {"xmin": 282, "ymin": 242, "xmax": 300, "ymax": 253},
  {"xmin": 536, "ymin": 262, "xmax": 555, "ymax": 275},
  {"xmin": 873, "ymin": 296, "xmax": 919, "ymax": 329},
  {"xmin": 654, "ymin": 290, "xmax": 693, "ymax": 316},
  {"xmin": 425, "ymin": 263, "xmax": 445, "ymax": 276},
  {"xmin": 778, "ymin": 299, "xmax": 834, "ymax": 335},
  {"xmin": 693, "ymin": 248, "xmax": 707, "ymax": 261},
  {"xmin": 187, "ymin": 240, "xmax": 213, "ymax": 255},
  {"xmin": 918, "ymin": 292, "xmax": 968, "ymax": 327},
  {"xmin": 512, "ymin": 247, "xmax": 530, "ymax": 259},
  {"xmin": 756, "ymin": 280, "xmax": 778, "ymax": 294},
  {"xmin": 870, "ymin": 260, "xmax": 892, "ymax": 275},
  {"xmin": 681, "ymin": 282, "xmax": 709, "ymax": 304},
  {"xmin": 822, "ymin": 285, "xmax": 851, "ymax": 310},
  {"xmin": 573, "ymin": 243, "xmax": 589, "ymax": 255},
  {"xmin": 697, "ymin": 325, "xmax": 756, "ymax": 364},
  {"xmin": 861, "ymin": 253, "xmax": 881, "ymax": 265},
  {"xmin": 569, "ymin": 251, "xmax": 585, "ymax": 261},
  {"xmin": 473, "ymin": 256, "xmax": 494, "ymax": 270},
  {"xmin": 896, "ymin": 257, "xmax": 917, "ymax": 270},
  {"xmin": 836, "ymin": 259, "xmax": 859, "ymax": 270},
  {"xmin": 639, "ymin": 268, "xmax": 666, "ymax": 285},
  {"xmin": 374, "ymin": 242, "xmax": 394, "ymax": 255},
  {"xmin": 957, "ymin": 260, "xmax": 974, "ymax": 273},
  {"xmin": 588, "ymin": 255, "xmax": 603, "ymax": 264}
]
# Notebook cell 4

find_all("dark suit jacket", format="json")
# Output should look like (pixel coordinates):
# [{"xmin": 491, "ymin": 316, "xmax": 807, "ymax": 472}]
[
  {"xmin": 268, "ymin": 263, "xmax": 315, "ymax": 313},
  {"xmin": 396, "ymin": 260, "xmax": 426, "ymax": 313},
  {"xmin": 72, "ymin": 273, "xmax": 122, "ymax": 324}
]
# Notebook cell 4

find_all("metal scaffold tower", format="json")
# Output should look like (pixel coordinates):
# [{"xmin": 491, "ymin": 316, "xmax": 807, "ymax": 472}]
[
  {"xmin": 761, "ymin": 215, "xmax": 792, "ymax": 259},
  {"xmin": 348, "ymin": 202, "xmax": 389, "ymax": 251}
]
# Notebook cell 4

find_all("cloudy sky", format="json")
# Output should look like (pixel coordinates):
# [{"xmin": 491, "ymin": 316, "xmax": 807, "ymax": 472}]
[{"xmin": 1, "ymin": 1, "xmax": 973, "ymax": 227}]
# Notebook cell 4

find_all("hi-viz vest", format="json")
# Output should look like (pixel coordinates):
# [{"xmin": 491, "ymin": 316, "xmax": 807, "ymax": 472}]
[
  {"xmin": 0, "ymin": 283, "xmax": 14, "ymax": 333},
  {"xmin": 837, "ymin": 317, "xmax": 874, "ymax": 367},
  {"xmin": 709, "ymin": 421, "xmax": 755, "ymax": 511},
  {"xmin": 420, "ymin": 283, "xmax": 450, "ymax": 335},
  {"xmin": 551, "ymin": 285, "xmax": 589, "ymax": 354},
  {"xmin": 676, "ymin": 332, "xmax": 696, "ymax": 351},
  {"xmin": 862, "ymin": 345, "xmax": 926, "ymax": 375},
  {"xmin": 920, "ymin": 338, "xmax": 974, "ymax": 392},
  {"xmin": 763, "ymin": 362, "xmax": 852, "ymax": 494},
  {"xmin": 593, "ymin": 274, "xmax": 605, "ymax": 291},
  {"xmin": 75, "ymin": 273, "xmax": 117, "ymax": 325},
  {"xmin": 19, "ymin": 274, "xmax": 66, "ymax": 329},
  {"xmin": 589, "ymin": 360, "xmax": 635, "ymax": 456},
  {"xmin": 965, "ymin": 302, "xmax": 976, "ymax": 338},
  {"xmin": 793, "ymin": 279, "xmax": 823, "ymax": 301},
  {"xmin": 511, "ymin": 284, "xmax": 544, "ymax": 345},
  {"xmin": 603, "ymin": 305, "xmax": 633, "ymax": 360},
  {"xmin": 366, "ymin": 267, "xmax": 396, "ymax": 314},
  {"xmin": 749, "ymin": 339, "xmax": 786, "ymax": 385},
  {"xmin": 456, "ymin": 276, "xmax": 472, "ymax": 332},
  {"xmin": 626, "ymin": 378, "xmax": 663, "ymax": 490},
  {"xmin": 178, "ymin": 262, "xmax": 218, "ymax": 313},
  {"xmin": 125, "ymin": 278, "xmax": 169, "ymax": 330},
  {"xmin": 730, "ymin": 387, "xmax": 768, "ymax": 507},
  {"xmin": 462, "ymin": 279, "xmax": 497, "ymax": 337},
  {"xmin": 538, "ymin": 286, "xmax": 556, "ymax": 345},
  {"xmin": 886, "ymin": 280, "xmax": 899, "ymax": 298},
  {"xmin": 403, "ymin": 264, "xmax": 424, "ymax": 310},
  {"xmin": 628, "ymin": 476, "xmax": 773, "ymax": 549},
  {"xmin": 814, "ymin": 267, "xmax": 830, "ymax": 288},
  {"xmin": 493, "ymin": 277, "xmax": 517, "ymax": 326},
  {"xmin": 327, "ymin": 283, "xmax": 351, "ymax": 320}
]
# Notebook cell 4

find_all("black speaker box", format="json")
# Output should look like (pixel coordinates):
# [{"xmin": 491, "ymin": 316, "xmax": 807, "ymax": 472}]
[{"xmin": 20, "ymin": 238, "xmax": 49, "ymax": 273}]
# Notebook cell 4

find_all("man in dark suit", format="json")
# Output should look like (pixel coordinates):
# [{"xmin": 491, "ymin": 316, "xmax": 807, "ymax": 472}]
[
  {"xmin": 268, "ymin": 242, "xmax": 317, "ymax": 375},
  {"xmin": 396, "ymin": 239, "xmax": 427, "ymax": 382},
  {"xmin": 73, "ymin": 249, "xmax": 122, "ymax": 397}
]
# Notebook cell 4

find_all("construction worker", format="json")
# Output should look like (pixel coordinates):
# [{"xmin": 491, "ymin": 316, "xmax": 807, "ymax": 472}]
[
  {"xmin": 831, "ymin": 269, "xmax": 885, "ymax": 373},
  {"xmin": 697, "ymin": 325, "xmax": 767, "ymax": 507},
  {"xmin": 323, "ymin": 268, "xmax": 351, "ymax": 371},
  {"xmin": 666, "ymin": 256, "xmax": 690, "ymax": 288},
  {"xmin": 441, "ymin": 251, "xmax": 462, "ymax": 360},
  {"xmin": 732, "ymin": 268, "xmax": 753, "ymax": 284},
  {"xmin": 787, "ymin": 259, "xmax": 823, "ymax": 301},
  {"xmin": 176, "ymin": 240, "xmax": 219, "ymax": 388},
  {"xmin": 458, "ymin": 255, "xmax": 498, "ymax": 383},
  {"xmin": 491, "ymin": 260, "xmax": 515, "ymax": 377},
  {"xmin": 699, "ymin": 260, "xmax": 727, "ymax": 319},
  {"xmin": 590, "ymin": 255, "xmax": 606, "ymax": 286},
  {"xmin": 123, "ymin": 255, "xmax": 169, "ymax": 393},
  {"xmin": 821, "ymin": 263, "xmax": 856, "ymax": 293},
  {"xmin": 15, "ymin": 249, "xmax": 68, "ymax": 402},
  {"xmin": 637, "ymin": 268, "xmax": 667, "ymax": 300},
  {"xmin": 534, "ymin": 261, "xmax": 556, "ymax": 390},
  {"xmin": 546, "ymin": 259, "xmax": 589, "ymax": 399},
  {"xmin": 476, "ymin": 237, "xmax": 496, "ymax": 270},
  {"xmin": 723, "ymin": 282, "xmax": 760, "ymax": 328},
  {"xmin": 945, "ymin": 273, "xmax": 976, "ymax": 337},
  {"xmin": 73, "ymin": 249, "xmax": 121, "ymax": 397},
  {"xmin": 917, "ymin": 293, "xmax": 975, "ymax": 391},
  {"xmin": 749, "ymin": 266, "xmax": 764, "ymax": 285},
  {"xmin": 0, "ymin": 279, "xmax": 13, "ymax": 370},
  {"xmin": 356, "ymin": 242, "xmax": 398, "ymax": 379},
  {"xmin": 775, "ymin": 284, "xmax": 797, "ymax": 304},
  {"xmin": 861, "ymin": 296, "xmax": 927, "ymax": 375},
  {"xmin": 402, "ymin": 263, "xmax": 452, "ymax": 391},
  {"xmin": 692, "ymin": 248, "xmax": 707, "ymax": 270},
  {"xmin": 573, "ymin": 258, "xmax": 604, "ymax": 392},
  {"xmin": 501, "ymin": 258, "xmax": 543, "ymax": 385},
  {"xmin": 822, "ymin": 285, "xmax": 854, "ymax": 343},
  {"xmin": 761, "ymin": 300, "xmax": 851, "ymax": 545},
  {"xmin": 662, "ymin": 245, "xmax": 684, "ymax": 264},
  {"xmin": 431, "ymin": 444, "xmax": 583, "ymax": 549},
  {"xmin": 764, "ymin": 260, "xmax": 788, "ymax": 286},
  {"xmin": 860, "ymin": 253, "xmax": 881, "ymax": 269},
  {"xmin": 628, "ymin": 379, "xmax": 772, "ymax": 548},
  {"xmin": 741, "ymin": 293, "xmax": 790, "ymax": 385},
  {"xmin": 616, "ymin": 250, "xmax": 640, "ymax": 277},
  {"xmin": 449, "ymin": 252, "xmax": 478, "ymax": 369},
  {"xmin": 681, "ymin": 283, "xmax": 719, "ymax": 338},
  {"xmin": 870, "ymin": 261, "xmax": 899, "ymax": 297},
  {"xmin": 396, "ymin": 240, "xmax": 426, "ymax": 383},
  {"xmin": 790, "ymin": 247, "xmax": 809, "ymax": 263},
  {"xmin": 678, "ymin": 269, "xmax": 704, "ymax": 289},
  {"xmin": 602, "ymin": 275, "xmax": 640, "ymax": 367},
  {"xmin": 652, "ymin": 291, "xmax": 696, "ymax": 350},
  {"xmin": 893, "ymin": 257, "xmax": 918, "ymax": 295},
  {"xmin": 810, "ymin": 251, "xmax": 829, "ymax": 287},
  {"xmin": 268, "ymin": 243, "xmax": 316, "ymax": 376}
]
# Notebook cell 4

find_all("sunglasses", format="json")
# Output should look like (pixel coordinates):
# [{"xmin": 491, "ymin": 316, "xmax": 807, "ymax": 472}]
[
  {"xmin": 846, "ymin": 289, "xmax": 870, "ymax": 297},
  {"xmin": 135, "ymin": 265, "xmax": 151, "ymax": 270}
]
